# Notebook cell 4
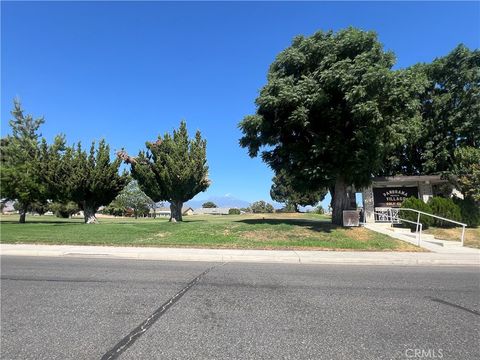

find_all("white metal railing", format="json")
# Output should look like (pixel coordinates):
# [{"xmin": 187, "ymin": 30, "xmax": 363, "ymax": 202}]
[
  {"xmin": 375, "ymin": 207, "xmax": 400, "ymax": 223},
  {"xmin": 376, "ymin": 207, "xmax": 467, "ymax": 246},
  {"xmin": 398, "ymin": 208, "xmax": 467, "ymax": 246},
  {"xmin": 373, "ymin": 211, "xmax": 423, "ymax": 246}
]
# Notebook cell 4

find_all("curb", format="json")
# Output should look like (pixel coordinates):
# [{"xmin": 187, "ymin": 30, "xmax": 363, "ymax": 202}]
[{"xmin": 1, "ymin": 244, "xmax": 479, "ymax": 266}]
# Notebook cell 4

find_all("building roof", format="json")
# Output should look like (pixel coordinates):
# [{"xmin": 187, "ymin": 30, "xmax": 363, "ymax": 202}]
[
  {"xmin": 372, "ymin": 175, "xmax": 447, "ymax": 186},
  {"xmin": 154, "ymin": 206, "xmax": 195, "ymax": 214},
  {"xmin": 193, "ymin": 207, "xmax": 231, "ymax": 215}
]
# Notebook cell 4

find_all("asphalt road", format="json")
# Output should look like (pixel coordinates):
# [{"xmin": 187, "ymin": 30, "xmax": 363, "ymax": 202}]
[{"xmin": 1, "ymin": 256, "xmax": 479, "ymax": 360}]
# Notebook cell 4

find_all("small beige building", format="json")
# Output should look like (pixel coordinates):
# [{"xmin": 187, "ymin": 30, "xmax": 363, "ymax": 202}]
[
  {"xmin": 193, "ymin": 208, "xmax": 231, "ymax": 215},
  {"xmin": 361, "ymin": 175, "xmax": 450, "ymax": 223},
  {"xmin": 153, "ymin": 206, "xmax": 195, "ymax": 217}
]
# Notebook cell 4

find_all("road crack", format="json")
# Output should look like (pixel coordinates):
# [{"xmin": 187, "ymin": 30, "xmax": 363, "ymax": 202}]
[
  {"xmin": 100, "ymin": 263, "xmax": 223, "ymax": 360},
  {"xmin": 427, "ymin": 296, "xmax": 480, "ymax": 316}
]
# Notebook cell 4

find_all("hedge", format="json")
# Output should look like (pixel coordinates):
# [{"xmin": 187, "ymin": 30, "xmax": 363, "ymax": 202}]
[{"xmin": 427, "ymin": 197, "xmax": 462, "ymax": 228}]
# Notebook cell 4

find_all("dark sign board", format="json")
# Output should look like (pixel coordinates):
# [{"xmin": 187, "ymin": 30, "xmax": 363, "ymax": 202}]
[{"xmin": 373, "ymin": 187, "xmax": 418, "ymax": 208}]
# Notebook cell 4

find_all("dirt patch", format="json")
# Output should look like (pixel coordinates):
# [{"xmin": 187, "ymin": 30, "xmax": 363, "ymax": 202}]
[
  {"xmin": 342, "ymin": 228, "xmax": 372, "ymax": 242},
  {"xmin": 426, "ymin": 227, "xmax": 480, "ymax": 249},
  {"xmin": 154, "ymin": 232, "xmax": 170, "ymax": 238},
  {"xmin": 239, "ymin": 228, "xmax": 317, "ymax": 242}
]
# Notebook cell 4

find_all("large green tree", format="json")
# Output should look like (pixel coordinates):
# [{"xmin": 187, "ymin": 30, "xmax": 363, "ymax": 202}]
[
  {"xmin": 251, "ymin": 200, "xmax": 274, "ymax": 214},
  {"xmin": 63, "ymin": 140, "xmax": 129, "ymax": 223},
  {"xmin": 202, "ymin": 201, "xmax": 217, "ymax": 208},
  {"xmin": 422, "ymin": 45, "xmax": 479, "ymax": 173},
  {"xmin": 119, "ymin": 121, "xmax": 210, "ymax": 222},
  {"xmin": 270, "ymin": 170, "xmax": 326, "ymax": 212},
  {"xmin": 451, "ymin": 147, "xmax": 480, "ymax": 203},
  {"xmin": 382, "ymin": 45, "xmax": 480, "ymax": 176},
  {"xmin": 239, "ymin": 28, "xmax": 423, "ymax": 225},
  {"xmin": 0, "ymin": 100, "xmax": 48, "ymax": 223},
  {"xmin": 114, "ymin": 180, "xmax": 154, "ymax": 219}
]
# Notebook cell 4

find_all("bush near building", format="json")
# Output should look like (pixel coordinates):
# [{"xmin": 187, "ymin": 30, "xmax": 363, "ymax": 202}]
[
  {"xmin": 402, "ymin": 196, "xmax": 479, "ymax": 229},
  {"xmin": 228, "ymin": 208, "xmax": 241, "ymax": 215},
  {"xmin": 427, "ymin": 197, "xmax": 462, "ymax": 228},
  {"xmin": 453, "ymin": 197, "xmax": 480, "ymax": 227},
  {"xmin": 401, "ymin": 197, "xmax": 434, "ymax": 229}
]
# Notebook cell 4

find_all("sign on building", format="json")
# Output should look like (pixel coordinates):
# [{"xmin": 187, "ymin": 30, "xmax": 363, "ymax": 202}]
[{"xmin": 373, "ymin": 187, "xmax": 418, "ymax": 208}]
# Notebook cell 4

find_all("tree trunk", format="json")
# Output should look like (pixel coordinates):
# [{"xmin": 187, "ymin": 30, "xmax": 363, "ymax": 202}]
[
  {"xmin": 83, "ymin": 202, "xmax": 99, "ymax": 224},
  {"xmin": 169, "ymin": 200, "xmax": 183, "ymax": 222},
  {"xmin": 331, "ymin": 177, "xmax": 351, "ymax": 226},
  {"xmin": 19, "ymin": 207, "xmax": 27, "ymax": 224}
]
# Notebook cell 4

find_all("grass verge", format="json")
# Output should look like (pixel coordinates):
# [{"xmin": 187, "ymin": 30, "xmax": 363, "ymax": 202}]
[
  {"xmin": 0, "ymin": 213, "xmax": 422, "ymax": 251},
  {"xmin": 424, "ymin": 227, "xmax": 480, "ymax": 249}
]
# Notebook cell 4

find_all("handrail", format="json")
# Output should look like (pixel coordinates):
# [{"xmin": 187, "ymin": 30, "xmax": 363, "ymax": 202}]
[
  {"xmin": 372, "ymin": 211, "xmax": 423, "ymax": 246},
  {"xmin": 395, "ymin": 208, "xmax": 466, "ymax": 246},
  {"xmin": 399, "ymin": 208, "xmax": 467, "ymax": 227}
]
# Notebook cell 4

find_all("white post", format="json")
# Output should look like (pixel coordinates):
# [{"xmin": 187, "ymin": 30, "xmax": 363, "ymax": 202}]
[
  {"xmin": 416, "ymin": 212, "xmax": 421, "ymax": 233},
  {"xmin": 461, "ymin": 226, "xmax": 466, "ymax": 247},
  {"xmin": 418, "ymin": 224, "xmax": 422, "ymax": 246}
]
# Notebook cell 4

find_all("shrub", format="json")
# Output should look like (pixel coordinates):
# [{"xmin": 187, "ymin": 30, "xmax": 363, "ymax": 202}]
[
  {"xmin": 427, "ymin": 197, "xmax": 462, "ymax": 228},
  {"xmin": 202, "ymin": 201, "xmax": 217, "ymax": 208},
  {"xmin": 251, "ymin": 200, "xmax": 274, "ymax": 213},
  {"xmin": 228, "ymin": 208, "xmax": 241, "ymax": 215},
  {"xmin": 453, "ymin": 196, "xmax": 480, "ymax": 227},
  {"xmin": 315, "ymin": 206, "xmax": 325, "ymax": 214},
  {"xmin": 49, "ymin": 202, "xmax": 80, "ymax": 218},
  {"xmin": 400, "ymin": 197, "xmax": 434, "ymax": 229}
]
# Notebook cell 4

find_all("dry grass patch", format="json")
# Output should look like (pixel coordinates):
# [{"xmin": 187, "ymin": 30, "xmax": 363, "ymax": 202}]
[
  {"xmin": 239, "ymin": 228, "xmax": 315, "ymax": 242},
  {"xmin": 425, "ymin": 227, "xmax": 480, "ymax": 249},
  {"xmin": 154, "ymin": 232, "xmax": 170, "ymax": 238},
  {"xmin": 342, "ymin": 227, "xmax": 372, "ymax": 242}
]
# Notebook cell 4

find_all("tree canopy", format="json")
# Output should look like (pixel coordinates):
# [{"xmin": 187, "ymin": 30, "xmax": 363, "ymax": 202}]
[
  {"xmin": 251, "ymin": 200, "xmax": 274, "ymax": 214},
  {"xmin": 202, "ymin": 201, "xmax": 217, "ymax": 208},
  {"xmin": 0, "ymin": 100, "xmax": 48, "ymax": 223},
  {"xmin": 270, "ymin": 170, "xmax": 326, "ymax": 212},
  {"xmin": 383, "ymin": 45, "xmax": 480, "ymax": 176},
  {"xmin": 63, "ymin": 140, "xmax": 129, "ymax": 223},
  {"xmin": 239, "ymin": 28, "xmax": 423, "ymax": 224},
  {"xmin": 119, "ymin": 121, "xmax": 210, "ymax": 222},
  {"xmin": 451, "ymin": 147, "xmax": 480, "ymax": 202},
  {"xmin": 114, "ymin": 180, "xmax": 154, "ymax": 219}
]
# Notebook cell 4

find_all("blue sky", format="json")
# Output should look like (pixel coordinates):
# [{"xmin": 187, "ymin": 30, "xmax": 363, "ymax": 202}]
[{"xmin": 2, "ymin": 1, "xmax": 479, "ymax": 208}]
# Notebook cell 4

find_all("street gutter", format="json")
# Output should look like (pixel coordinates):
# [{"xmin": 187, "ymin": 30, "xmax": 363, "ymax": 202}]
[{"xmin": 1, "ymin": 244, "xmax": 479, "ymax": 266}]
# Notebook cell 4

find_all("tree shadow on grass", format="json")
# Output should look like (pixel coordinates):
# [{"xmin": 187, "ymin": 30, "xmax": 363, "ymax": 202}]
[
  {"xmin": 234, "ymin": 218, "xmax": 340, "ymax": 234},
  {"xmin": 0, "ymin": 220, "xmax": 84, "ymax": 225}
]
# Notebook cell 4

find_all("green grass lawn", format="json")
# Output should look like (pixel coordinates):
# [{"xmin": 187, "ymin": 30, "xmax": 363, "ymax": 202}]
[
  {"xmin": 0, "ymin": 213, "xmax": 422, "ymax": 251},
  {"xmin": 425, "ymin": 226, "xmax": 480, "ymax": 249}
]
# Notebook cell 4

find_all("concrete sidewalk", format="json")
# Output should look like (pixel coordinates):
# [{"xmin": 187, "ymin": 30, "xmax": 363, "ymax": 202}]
[
  {"xmin": 364, "ymin": 223, "xmax": 480, "ymax": 254},
  {"xmin": 1, "ymin": 244, "xmax": 479, "ymax": 266}
]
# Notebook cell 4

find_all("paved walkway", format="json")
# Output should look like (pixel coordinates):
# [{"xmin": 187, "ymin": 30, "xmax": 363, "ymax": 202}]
[
  {"xmin": 1, "ymin": 244, "xmax": 479, "ymax": 266},
  {"xmin": 364, "ymin": 223, "xmax": 480, "ymax": 254}
]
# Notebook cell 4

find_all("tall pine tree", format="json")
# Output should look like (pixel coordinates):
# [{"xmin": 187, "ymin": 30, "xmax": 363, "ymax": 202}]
[
  {"xmin": 0, "ymin": 100, "xmax": 48, "ymax": 223},
  {"xmin": 119, "ymin": 121, "xmax": 210, "ymax": 222},
  {"xmin": 63, "ymin": 140, "xmax": 129, "ymax": 223}
]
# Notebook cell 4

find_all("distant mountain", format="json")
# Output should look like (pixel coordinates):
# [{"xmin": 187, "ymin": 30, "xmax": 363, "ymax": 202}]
[
  {"xmin": 185, "ymin": 195, "xmax": 251, "ymax": 209},
  {"xmin": 159, "ymin": 195, "xmax": 286, "ymax": 210}
]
